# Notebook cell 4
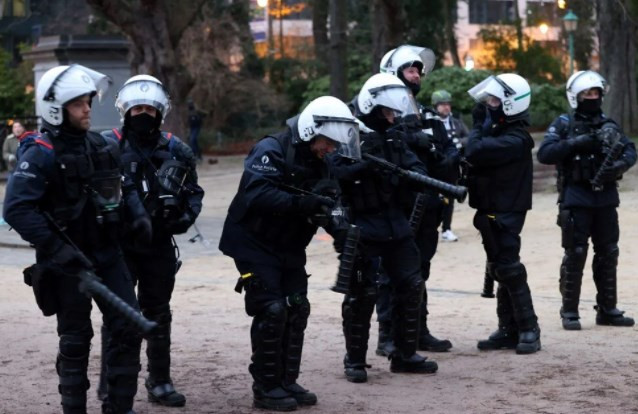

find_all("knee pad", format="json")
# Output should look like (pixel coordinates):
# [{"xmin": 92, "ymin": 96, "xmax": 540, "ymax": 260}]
[
  {"xmin": 288, "ymin": 296, "xmax": 310, "ymax": 320},
  {"xmin": 142, "ymin": 304, "xmax": 171, "ymax": 321},
  {"xmin": 565, "ymin": 245, "xmax": 588, "ymax": 268},
  {"xmin": 596, "ymin": 244, "xmax": 619, "ymax": 262},
  {"xmin": 59, "ymin": 334, "xmax": 91, "ymax": 358},
  {"xmin": 493, "ymin": 262, "xmax": 526, "ymax": 284},
  {"xmin": 256, "ymin": 301, "xmax": 288, "ymax": 331}
]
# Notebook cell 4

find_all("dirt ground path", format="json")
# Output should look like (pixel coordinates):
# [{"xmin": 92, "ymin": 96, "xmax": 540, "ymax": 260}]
[{"xmin": 1, "ymin": 156, "xmax": 638, "ymax": 414}]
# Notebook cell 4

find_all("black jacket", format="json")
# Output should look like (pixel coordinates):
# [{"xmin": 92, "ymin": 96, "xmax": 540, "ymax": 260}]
[{"xmin": 465, "ymin": 121, "xmax": 534, "ymax": 213}]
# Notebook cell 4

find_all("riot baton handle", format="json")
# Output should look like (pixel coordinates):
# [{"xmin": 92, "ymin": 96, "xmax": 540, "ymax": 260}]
[
  {"xmin": 78, "ymin": 270, "xmax": 158, "ymax": 334},
  {"xmin": 331, "ymin": 225, "xmax": 360, "ymax": 294},
  {"xmin": 409, "ymin": 192, "xmax": 427, "ymax": 234},
  {"xmin": 362, "ymin": 153, "xmax": 468, "ymax": 202}
]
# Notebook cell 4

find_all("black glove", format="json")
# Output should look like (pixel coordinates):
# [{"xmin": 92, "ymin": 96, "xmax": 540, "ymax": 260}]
[
  {"xmin": 295, "ymin": 194, "xmax": 336, "ymax": 215},
  {"xmin": 50, "ymin": 243, "xmax": 93, "ymax": 274},
  {"xmin": 165, "ymin": 212, "xmax": 194, "ymax": 235},
  {"xmin": 132, "ymin": 216, "xmax": 153, "ymax": 244},
  {"xmin": 568, "ymin": 134, "xmax": 598, "ymax": 152},
  {"xmin": 597, "ymin": 160, "xmax": 628, "ymax": 182},
  {"xmin": 471, "ymin": 103, "xmax": 487, "ymax": 128},
  {"xmin": 414, "ymin": 130, "xmax": 432, "ymax": 149}
]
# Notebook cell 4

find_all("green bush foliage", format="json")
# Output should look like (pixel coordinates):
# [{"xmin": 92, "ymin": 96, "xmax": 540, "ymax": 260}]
[{"xmin": 0, "ymin": 48, "xmax": 34, "ymax": 118}]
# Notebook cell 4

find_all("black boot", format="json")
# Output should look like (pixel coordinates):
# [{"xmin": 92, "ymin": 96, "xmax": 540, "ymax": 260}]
[
  {"xmin": 57, "ymin": 335, "xmax": 91, "ymax": 414},
  {"xmin": 390, "ymin": 281, "xmax": 438, "ymax": 374},
  {"xmin": 477, "ymin": 285, "xmax": 518, "ymax": 350},
  {"xmin": 595, "ymin": 306, "xmax": 635, "ymax": 326},
  {"xmin": 417, "ymin": 295, "xmax": 452, "ymax": 352},
  {"xmin": 375, "ymin": 321, "xmax": 395, "ymax": 356},
  {"xmin": 143, "ymin": 307, "xmax": 186, "ymax": 407},
  {"xmin": 97, "ymin": 325, "xmax": 109, "ymax": 401},
  {"xmin": 559, "ymin": 249, "xmax": 586, "ymax": 331},
  {"xmin": 281, "ymin": 297, "xmax": 316, "ymax": 406},
  {"xmin": 250, "ymin": 302, "xmax": 296, "ymax": 411},
  {"xmin": 497, "ymin": 263, "xmax": 541, "ymax": 355},
  {"xmin": 592, "ymin": 246, "xmax": 634, "ymax": 327},
  {"xmin": 252, "ymin": 382, "xmax": 297, "ymax": 411},
  {"xmin": 342, "ymin": 288, "xmax": 376, "ymax": 382}
]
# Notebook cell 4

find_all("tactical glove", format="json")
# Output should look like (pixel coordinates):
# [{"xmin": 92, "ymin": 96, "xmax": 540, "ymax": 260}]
[
  {"xmin": 568, "ymin": 134, "xmax": 598, "ymax": 152},
  {"xmin": 132, "ymin": 215, "xmax": 153, "ymax": 244},
  {"xmin": 597, "ymin": 160, "xmax": 628, "ymax": 182},
  {"xmin": 471, "ymin": 103, "xmax": 487, "ymax": 128},
  {"xmin": 50, "ymin": 243, "xmax": 93, "ymax": 275},
  {"xmin": 165, "ymin": 212, "xmax": 194, "ymax": 235},
  {"xmin": 295, "ymin": 194, "xmax": 336, "ymax": 215}
]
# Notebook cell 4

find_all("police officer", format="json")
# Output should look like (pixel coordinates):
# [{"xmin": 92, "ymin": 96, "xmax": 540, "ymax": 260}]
[
  {"xmin": 219, "ymin": 96, "xmax": 360, "ymax": 411},
  {"xmin": 375, "ymin": 45, "xmax": 455, "ymax": 356},
  {"xmin": 465, "ymin": 73, "xmax": 541, "ymax": 354},
  {"xmin": 99, "ymin": 75, "xmax": 204, "ymax": 407},
  {"xmin": 330, "ymin": 73, "xmax": 439, "ymax": 383},
  {"xmin": 4, "ymin": 65, "xmax": 148, "ymax": 414},
  {"xmin": 432, "ymin": 89, "xmax": 469, "ymax": 242},
  {"xmin": 537, "ymin": 70, "xmax": 636, "ymax": 330}
]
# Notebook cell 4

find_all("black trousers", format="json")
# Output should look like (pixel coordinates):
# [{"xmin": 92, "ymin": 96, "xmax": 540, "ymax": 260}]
[{"xmin": 377, "ymin": 197, "xmax": 444, "ymax": 323}]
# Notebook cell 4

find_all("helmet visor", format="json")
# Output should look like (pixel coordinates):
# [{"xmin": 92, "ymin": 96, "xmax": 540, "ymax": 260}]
[
  {"xmin": 314, "ymin": 116, "xmax": 361, "ymax": 160},
  {"xmin": 384, "ymin": 45, "xmax": 436, "ymax": 75},
  {"xmin": 369, "ymin": 85, "xmax": 420, "ymax": 118},
  {"xmin": 116, "ymin": 80, "xmax": 171, "ymax": 118},
  {"xmin": 468, "ymin": 75, "xmax": 515, "ymax": 104}
]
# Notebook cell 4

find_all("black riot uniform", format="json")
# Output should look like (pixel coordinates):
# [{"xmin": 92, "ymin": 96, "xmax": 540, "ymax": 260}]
[
  {"xmin": 219, "ymin": 116, "xmax": 333, "ymax": 411},
  {"xmin": 328, "ymin": 113, "xmax": 439, "ymax": 383},
  {"xmin": 4, "ymin": 124, "xmax": 144, "ymax": 414},
  {"xmin": 375, "ymin": 105, "xmax": 458, "ymax": 355},
  {"xmin": 99, "ymin": 126, "xmax": 204, "ymax": 406},
  {"xmin": 465, "ymin": 105, "xmax": 540, "ymax": 354},
  {"xmin": 537, "ymin": 111, "xmax": 636, "ymax": 329}
]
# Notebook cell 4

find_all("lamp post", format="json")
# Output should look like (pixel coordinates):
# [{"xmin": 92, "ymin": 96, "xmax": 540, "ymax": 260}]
[{"xmin": 563, "ymin": 10, "xmax": 578, "ymax": 75}]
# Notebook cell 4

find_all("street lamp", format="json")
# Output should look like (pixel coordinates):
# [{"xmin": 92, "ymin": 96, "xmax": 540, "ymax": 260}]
[{"xmin": 563, "ymin": 10, "xmax": 578, "ymax": 75}]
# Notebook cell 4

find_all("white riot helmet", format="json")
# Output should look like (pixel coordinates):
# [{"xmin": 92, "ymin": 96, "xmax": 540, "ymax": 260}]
[
  {"xmin": 36, "ymin": 64, "xmax": 111, "ymax": 126},
  {"xmin": 115, "ymin": 74, "xmax": 172, "ymax": 122},
  {"xmin": 468, "ymin": 73, "xmax": 531, "ymax": 116},
  {"xmin": 565, "ymin": 70, "xmax": 608, "ymax": 109},
  {"xmin": 379, "ymin": 45, "xmax": 436, "ymax": 77},
  {"xmin": 357, "ymin": 73, "xmax": 420, "ymax": 118},
  {"xmin": 297, "ymin": 96, "xmax": 361, "ymax": 160}
]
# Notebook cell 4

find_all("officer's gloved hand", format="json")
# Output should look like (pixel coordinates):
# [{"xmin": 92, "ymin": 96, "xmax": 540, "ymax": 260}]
[
  {"xmin": 166, "ymin": 212, "xmax": 194, "ymax": 234},
  {"xmin": 132, "ymin": 215, "xmax": 153, "ymax": 245},
  {"xmin": 50, "ymin": 243, "xmax": 93, "ymax": 275},
  {"xmin": 471, "ymin": 103, "xmax": 487, "ymax": 128},
  {"xmin": 568, "ymin": 134, "xmax": 598, "ymax": 152},
  {"xmin": 296, "ymin": 194, "xmax": 335, "ymax": 215},
  {"xmin": 598, "ymin": 160, "xmax": 628, "ymax": 181},
  {"xmin": 413, "ymin": 131, "xmax": 432, "ymax": 149}
]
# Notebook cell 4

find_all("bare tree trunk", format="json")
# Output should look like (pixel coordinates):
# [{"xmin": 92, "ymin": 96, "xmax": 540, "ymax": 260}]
[
  {"xmin": 370, "ymin": 0, "xmax": 405, "ymax": 73},
  {"xmin": 513, "ymin": 0, "xmax": 523, "ymax": 52},
  {"xmin": 444, "ymin": 0, "xmax": 461, "ymax": 66},
  {"xmin": 311, "ymin": 0, "xmax": 330, "ymax": 73},
  {"xmin": 329, "ymin": 0, "xmax": 347, "ymax": 99},
  {"xmin": 87, "ymin": 0, "xmax": 207, "ymax": 135},
  {"xmin": 596, "ymin": 0, "xmax": 638, "ymax": 134}
]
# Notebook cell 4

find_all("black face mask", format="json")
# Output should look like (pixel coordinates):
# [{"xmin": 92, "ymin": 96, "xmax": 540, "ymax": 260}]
[
  {"xmin": 129, "ymin": 112, "xmax": 157, "ymax": 135},
  {"xmin": 363, "ymin": 107, "xmax": 393, "ymax": 132},
  {"xmin": 577, "ymin": 97, "xmax": 602, "ymax": 116},
  {"xmin": 488, "ymin": 105, "xmax": 506, "ymax": 125}
]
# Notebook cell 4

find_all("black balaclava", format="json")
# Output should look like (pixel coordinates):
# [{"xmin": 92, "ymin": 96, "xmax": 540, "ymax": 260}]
[
  {"xmin": 125, "ymin": 110, "xmax": 162, "ymax": 139},
  {"xmin": 362, "ymin": 106, "xmax": 394, "ymax": 133},
  {"xmin": 397, "ymin": 62, "xmax": 423, "ymax": 96},
  {"xmin": 488, "ymin": 104, "xmax": 506, "ymax": 126},
  {"xmin": 577, "ymin": 97, "xmax": 603, "ymax": 116}
]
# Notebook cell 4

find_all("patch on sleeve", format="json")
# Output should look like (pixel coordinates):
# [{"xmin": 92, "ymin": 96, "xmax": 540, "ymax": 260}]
[
  {"xmin": 13, "ymin": 160, "xmax": 36, "ymax": 179},
  {"xmin": 250, "ymin": 153, "xmax": 278, "ymax": 173}
]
